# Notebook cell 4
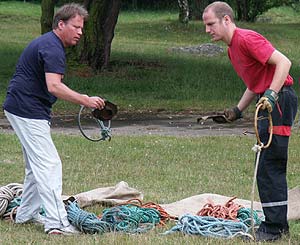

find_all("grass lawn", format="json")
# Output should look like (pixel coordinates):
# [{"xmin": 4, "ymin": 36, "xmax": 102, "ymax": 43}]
[
  {"xmin": 0, "ymin": 2, "xmax": 300, "ymax": 244},
  {"xmin": 1, "ymin": 133, "xmax": 300, "ymax": 244},
  {"xmin": 0, "ymin": 132, "xmax": 300, "ymax": 244},
  {"xmin": 0, "ymin": 2, "xmax": 300, "ymax": 114}
]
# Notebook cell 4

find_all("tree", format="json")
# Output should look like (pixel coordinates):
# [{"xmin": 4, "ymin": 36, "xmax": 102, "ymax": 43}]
[
  {"xmin": 80, "ymin": 0, "xmax": 121, "ymax": 70},
  {"xmin": 233, "ymin": 0, "xmax": 296, "ymax": 22},
  {"xmin": 40, "ymin": 0, "xmax": 121, "ymax": 71},
  {"xmin": 41, "ymin": 0, "xmax": 56, "ymax": 34},
  {"xmin": 177, "ymin": 0, "xmax": 217, "ymax": 22},
  {"xmin": 190, "ymin": 0, "xmax": 211, "ymax": 20},
  {"xmin": 178, "ymin": 0, "xmax": 189, "ymax": 23}
]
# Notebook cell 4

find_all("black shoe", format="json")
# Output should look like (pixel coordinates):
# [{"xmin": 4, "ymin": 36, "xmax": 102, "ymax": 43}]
[{"xmin": 255, "ymin": 230, "xmax": 281, "ymax": 242}]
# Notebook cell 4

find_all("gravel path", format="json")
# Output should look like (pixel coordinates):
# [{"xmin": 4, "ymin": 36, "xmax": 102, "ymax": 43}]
[{"xmin": 0, "ymin": 113, "xmax": 255, "ymax": 138}]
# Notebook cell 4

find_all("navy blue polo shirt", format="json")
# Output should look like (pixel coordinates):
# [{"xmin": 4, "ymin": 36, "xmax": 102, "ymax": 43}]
[{"xmin": 3, "ymin": 31, "xmax": 65, "ymax": 120}]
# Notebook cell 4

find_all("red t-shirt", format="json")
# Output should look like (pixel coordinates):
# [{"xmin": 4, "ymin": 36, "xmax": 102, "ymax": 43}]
[{"xmin": 228, "ymin": 28, "xmax": 293, "ymax": 94}]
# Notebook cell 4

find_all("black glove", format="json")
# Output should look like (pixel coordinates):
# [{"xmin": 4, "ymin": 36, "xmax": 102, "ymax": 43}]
[
  {"xmin": 92, "ymin": 100, "xmax": 118, "ymax": 121},
  {"xmin": 224, "ymin": 106, "xmax": 242, "ymax": 122},
  {"xmin": 256, "ymin": 89, "xmax": 278, "ymax": 112}
]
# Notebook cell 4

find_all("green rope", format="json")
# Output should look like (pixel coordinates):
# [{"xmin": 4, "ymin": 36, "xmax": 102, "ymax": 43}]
[
  {"xmin": 5, "ymin": 196, "xmax": 21, "ymax": 214},
  {"xmin": 101, "ymin": 204, "xmax": 161, "ymax": 233},
  {"xmin": 67, "ymin": 202, "xmax": 161, "ymax": 234},
  {"xmin": 237, "ymin": 208, "xmax": 263, "ymax": 227}
]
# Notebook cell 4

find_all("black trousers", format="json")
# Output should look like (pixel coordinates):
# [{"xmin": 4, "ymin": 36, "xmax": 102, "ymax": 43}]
[{"xmin": 256, "ymin": 86, "xmax": 297, "ymax": 234}]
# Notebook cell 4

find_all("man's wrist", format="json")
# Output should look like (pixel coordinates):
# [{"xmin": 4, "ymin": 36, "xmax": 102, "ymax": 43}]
[
  {"xmin": 264, "ymin": 89, "xmax": 278, "ymax": 102},
  {"xmin": 233, "ymin": 106, "xmax": 242, "ymax": 119}
]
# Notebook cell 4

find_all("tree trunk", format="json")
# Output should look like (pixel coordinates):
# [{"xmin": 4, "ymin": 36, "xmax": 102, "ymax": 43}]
[
  {"xmin": 40, "ymin": 0, "xmax": 55, "ymax": 34},
  {"xmin": 178, "ymin": 0, "xmax": 189, "ymax": 23},
  {"xmin": 192, "ymin": 0, "xmax": 211, "ymax": 20},
  {"xmin": 80, "ymin": 0, "xmax": 121, "ymax": 71},
  {"xmin": 131, "ymin": 0, "xmax": 138, "ymax": 10},
  {"xmin": 40, "ymin": 0, "xmax": 120, "ymax": 71},
  {"xmin": 235, "ymin": 0, "xmax": 249, "ymax": 21}
]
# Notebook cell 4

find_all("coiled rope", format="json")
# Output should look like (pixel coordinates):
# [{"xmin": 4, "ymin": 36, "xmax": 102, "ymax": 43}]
[
  {"xmin": 237, "ymin": 208, "xmax": 262, "ymax": 227},
  {"xmin": 163, "ymin": 214, "xmax": 253, "ymax": 239},
  {"xmin": 67, "ymin": 201, "xmax": 162, "ymax": 234},
  {"xmin": 197, "ymin": 197, "xmax": 242, "ymax": 220},
  {"xmin": 78, "ymin": 105, "xmax": 112, "ymax": 142},
  {"xmin": 0, "ymin": 183, "xmax": 23, "ymax": 219},
  {"xmin": 67, "ymin": 201, "xmax": 111, "ymax": 234},
  {"xmin": 101, "ymin": 204, "xmax": 161, "ymax": 233},
  {"xmin": 164, "ymin": 197, "xmax": 262, "ymax": 239},
  {"xmin": 120, "ymin": 198, "xmax": 177, "ymax": 225}
]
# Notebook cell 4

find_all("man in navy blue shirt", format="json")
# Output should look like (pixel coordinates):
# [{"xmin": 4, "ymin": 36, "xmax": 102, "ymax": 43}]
[{"xmin": 3, "ymin": 3, "xmax": 105, "ymax": 235}]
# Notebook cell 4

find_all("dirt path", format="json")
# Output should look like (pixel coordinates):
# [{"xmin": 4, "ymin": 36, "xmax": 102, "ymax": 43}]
[{"xmin": 0, "ymin": 112, "xmax": 255, "ymax": 137}]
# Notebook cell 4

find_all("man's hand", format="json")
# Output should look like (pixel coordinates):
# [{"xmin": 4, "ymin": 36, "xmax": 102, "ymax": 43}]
[
  {"xmin": 86, "ymin": 96, "xmax": 105, "ymax": 110},
  {"xmin": 256, "ymin": 89, "xmax": 278, "ymax": 112},
  {"xmin": 92, "ymin": 100, "xmax": 118, "ymax": 121},
  {"xmin": 224, "ymin": 106, "xmax": 242, "ymax": 122}
]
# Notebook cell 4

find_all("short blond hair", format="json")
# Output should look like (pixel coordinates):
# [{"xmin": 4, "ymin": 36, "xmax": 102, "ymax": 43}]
[{"xmin": 203, "ymin": 1, "xmax": 234, "ymax": 22}]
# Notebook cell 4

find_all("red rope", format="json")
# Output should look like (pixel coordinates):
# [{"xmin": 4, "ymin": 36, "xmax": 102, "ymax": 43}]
[{"xmin": 196, "ymin": 197, "xmax": 243, "ymax": 221}]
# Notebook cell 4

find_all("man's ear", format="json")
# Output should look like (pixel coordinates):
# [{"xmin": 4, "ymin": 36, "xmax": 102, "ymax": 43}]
[
  {"xmin": 57, "ymin": 20, "xmax": 65, "ymax": 30},
  {"xmin": 223, "ymin": 15, "xmax": 231, "ymax": 25}
]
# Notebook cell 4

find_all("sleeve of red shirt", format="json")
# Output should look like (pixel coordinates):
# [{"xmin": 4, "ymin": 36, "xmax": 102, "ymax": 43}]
[{"xmin": 243, "ymin": 31, "xmax": 275, "ymax": 65}]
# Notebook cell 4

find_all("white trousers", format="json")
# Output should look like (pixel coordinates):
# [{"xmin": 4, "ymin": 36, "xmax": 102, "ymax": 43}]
[{"xmin": 4, "ymin": 110, "xmax": 70, "ymax": 230}]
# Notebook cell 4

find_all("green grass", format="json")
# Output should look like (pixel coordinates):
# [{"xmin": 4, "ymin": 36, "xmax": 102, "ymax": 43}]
[
  {"xmin": 0, "ymin": 2, "xmax": 300, "ymax": 114},
  {"xmin": 257, "ymin": 5, "xmax": 300, "ymax": 23},
  {"xmin": 1, "ymin": 132, "xmax": 300, "ymax": 244}
]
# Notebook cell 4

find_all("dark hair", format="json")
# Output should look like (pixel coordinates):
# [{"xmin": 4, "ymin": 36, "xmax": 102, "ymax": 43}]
[
  {"xmin": 203, "ymin": 1, "xmax": 234, "ymax": 22},
  {"xmin": 52, "ymin": 3, "xmax": 88, "ymax": 29}
]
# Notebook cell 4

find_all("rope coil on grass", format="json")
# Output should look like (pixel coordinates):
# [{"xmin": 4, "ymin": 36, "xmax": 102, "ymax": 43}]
[
  {"xmin": 0, "ymin": 183, "xmax": 23, "ymax": 218},
  {"xmin": 237, "ymin": 208, "xmax": 262, "ymax": 227},
  {"xmin": 67, "ymin": 201, "xmax": 111, "ymax": 234},
  {"xmin": 163, "ymin": 214, "xmax": 252, "ymax": 239},
  {"xmin": 197, "ymin": 197, "xmax": 243, "ymax": 220},
  {"xmin": 101, "ymin": 204, "xmax": 161, "ymax": 233},
  {"xmin": 120, "ymin": 198, "xmax": 177, "ymax": 225},
  {"xmin": 163, "ymin": 196, "xmax": 262, "ymax": 239},
  {"xmin": 67, "ymin": 201, "xmax": 162, "ymax": 234}
]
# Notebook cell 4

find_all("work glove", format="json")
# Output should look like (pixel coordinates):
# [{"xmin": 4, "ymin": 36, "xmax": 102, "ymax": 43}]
[
  {"xmin": 92, "ymin": 100, "xmax": 118, "ymax": 121},
  {"xmin": 256, "ymin": 89, "xmax": 278, "ymax": 113},
  {"xmin": 224, "ymin": 106, "xmax": 242, "ymax": 122}
]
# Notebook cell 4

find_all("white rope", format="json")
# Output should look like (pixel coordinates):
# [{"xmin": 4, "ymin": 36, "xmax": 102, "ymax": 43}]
[
  {"xmin": 250, "ymin": 143, "xmax": 264, "ymax": 239},
  {"xmin": 0, "ymin": 183, "xmax": 23, "ymax": 217}
]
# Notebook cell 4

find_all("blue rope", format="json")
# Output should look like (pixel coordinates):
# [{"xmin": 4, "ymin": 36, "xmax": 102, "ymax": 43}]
[
  {"xmin": 67, "ymin": 202, "xmax": 161, "ymax": 234},
  {"xmin": 163, "ymin": 214, "xmax": 250, "ymax": 239},
  {"xmin": 98, "ymin": 120, "xmax": 111, "ymax": 140},
  {"xmin": 67, "ymin": 202, "xmax": 111, "ymax": 234}
]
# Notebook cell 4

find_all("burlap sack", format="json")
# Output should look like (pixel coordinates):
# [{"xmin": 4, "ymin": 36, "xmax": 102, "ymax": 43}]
[
  {"xmin": 63, "ymin": 181, "xmax": 143, "ymax": 208},
  {"xmin": 161, "ymin": 194, "xmax": 262, "ymax": 218},
  {"xmin": 287, "ymin": 186, "xmax": 300, "ymax": 220},
  {"xmin": 63, "ymin": 183, "xmax": 300, "ymax": 221},
  {"xmin": 161, "ymin": 187, "xmax": 300, "ymax": 221}
]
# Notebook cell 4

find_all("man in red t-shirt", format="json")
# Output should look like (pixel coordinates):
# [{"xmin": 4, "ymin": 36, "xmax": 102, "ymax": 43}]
[{"xmin": 203, "ymin": 1, "xmax": 297, "ymax": 242}]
